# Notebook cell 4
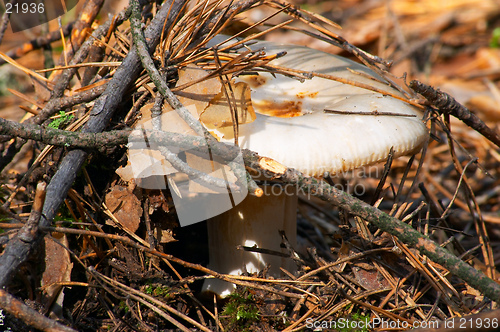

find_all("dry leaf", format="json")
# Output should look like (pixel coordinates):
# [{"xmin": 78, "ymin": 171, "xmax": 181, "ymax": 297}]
[
  {"xmin": 42, "ymin": 233, "xmax": 73, "ymax": 319},
  {"xmin": 105, "ymin": 185, "xmax": 142, "ymax": 233},
  {"xmin": 352, "ymin": 266, "xmax": 391, "ymax": 291},
  {"xmin": 154, "ymin": 226, "xmax": 176, "ymax": 244}
]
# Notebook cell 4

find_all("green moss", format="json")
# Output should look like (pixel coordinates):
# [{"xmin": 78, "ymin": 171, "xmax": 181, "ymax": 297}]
[
  {"xmin": 490, "ymin": 27, "xmax": 500, "ymax": 48},
  {"xmin": 222, "ymin": 289, "xmax": 260, "ymax": 331},
  {"xmin": 153, "ymin": 285, "xmax": 171, "ymax": 298},
  {"xmin": 144, "ymin": 283, "xmax": 171, "ymax": 299},
  {"xmin": 118, "ymin": 301, "xmax": 129, "ymax": 313},
  {"xmin": 48, "ymin": 111, "xmax": 74, "ymax": 129},
  {"xmin": 53, "ymin": 204, "xmax": 74, "ymax": 226},
  {"xmin": 144, "ymin": 284, "xmax": 153, "ymax": 295},
  {"xmin": 339, "ymin": 312, "xmax": 370, "ymax": 332}
]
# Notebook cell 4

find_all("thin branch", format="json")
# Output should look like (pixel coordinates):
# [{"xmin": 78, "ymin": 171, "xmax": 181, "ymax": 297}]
[
  {"xmin": 54, "ymin": 0, "xmax": 105, "ymax": 67},
  {"xmin": 0, "ymin": 23, "xmax": 73, "ymax": 66},
  {"xmin": 0, "ymin": 289, "xmax": 77, "ymax": 332},
  {"xmin": 243, "ymin": 157, "xmax": 500, "ymax": 303},
  {"xmin": 0, "ymin": 0, "xmax": 11, "ymax": 46},
  {"xmin": 0, "ymin": 88, "xmax": 243, "ymax": 163},
  {"xmin": 410, "ymin": 80, "xmax": 500, "ymax": 148},
  {"xmin": 130, "ymin": 0, "xmax": 259, "ymax": 194},
  {"xmin": 129, "ymin": 0, "xmax": 207, "ymax": 137},
  {"xmin": 0, "ymin": 182, "xmax": 46, "ymax": 288},
  {"xmin": 0, "ymin": 9, "xmax": 129, "ymax": 172}
]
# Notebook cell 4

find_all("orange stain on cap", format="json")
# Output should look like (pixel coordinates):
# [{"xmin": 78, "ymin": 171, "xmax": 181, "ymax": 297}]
[
  {"xmin": 255, "ymin": 100, "xmax": 304, "ymax": 117},
  {"xmin": 245, "ymin": 75, "xmax": 268, "ymax": 88},
  {"xmin": 296, "ymin": 91, "xmax": 319, "ymax": 99}
]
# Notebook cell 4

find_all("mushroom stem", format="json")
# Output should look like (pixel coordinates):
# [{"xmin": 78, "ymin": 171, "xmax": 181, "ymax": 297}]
[{"xmin": 202, "ymin": 186, "xmax": 297, "ymax": 297}]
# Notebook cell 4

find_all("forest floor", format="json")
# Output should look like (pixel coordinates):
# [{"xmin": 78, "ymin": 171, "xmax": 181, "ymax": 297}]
[{"xmin": 0, "ymin": 0, "xmax": 500, "ymax": 331}]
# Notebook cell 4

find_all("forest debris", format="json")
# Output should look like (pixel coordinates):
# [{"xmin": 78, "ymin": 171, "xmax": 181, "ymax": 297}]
[
  {"xmin": 1, "ymin": 0, "xmax": 500, "ymax": 330},
  {"xmin": 41, "ymin": 233, "xmax": 73, "ymax": 319},
  {"xmin": 467, "ymin": 95, "xmax": 500, "ymax": 122},
  {"xmin": 104, "ymin": 185, "xmax": 142, "ymax": 233}
]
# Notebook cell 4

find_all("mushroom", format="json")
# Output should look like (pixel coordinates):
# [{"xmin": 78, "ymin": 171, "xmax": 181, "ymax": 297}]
[
  {"xmin": 201, "ymin": 41, "xmax": 428, "ymax": 296},
  {"xmin": 119, "ymin": 39, "xmax": 428, "ymax": 297}
]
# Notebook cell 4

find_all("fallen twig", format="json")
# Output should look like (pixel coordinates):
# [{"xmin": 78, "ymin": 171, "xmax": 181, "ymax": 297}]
[
  {"xmin": 0, "ymin": 288, "xmax": 77, "ymax": 332},
  {"xmin": 0, "ymin": 3, "xmax": 187, "ymax": 312},
  {"xmin": 0, "ymin": 182, "xmax": 46, "ymax": 287},
  {"xmin": 410, "ymin": 80, "xmax": 500, "ymax": 148},
  {"xmin": 0, "ymin": 23, "xmax": 73, "ymax": 65},
  {"xmin": 130, "ymin": 0, "xmax": 259, "ymax": 194},
  {"xmin": 242, "ymin": 156, "xmax": 500, "ymax": 303},
  {"xmin": 0, "ymin": 8, "xmax": 129, "ymax": 172}
]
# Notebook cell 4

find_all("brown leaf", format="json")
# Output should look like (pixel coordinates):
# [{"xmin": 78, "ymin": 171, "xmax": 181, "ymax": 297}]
[
  {"xmin": 105, "ymin": 185, "xmax": 143, "ymax": 233},
  {"xmin": 352, "ymin": 266, "xmax": 391, "ymax": 291},
  {"xmin": 153, "ymin": 226, "xmax": 176, "ymax": 244},
  {"xmin": 42, "ymin": 233, "xmax": 73, "ymax": 318}
]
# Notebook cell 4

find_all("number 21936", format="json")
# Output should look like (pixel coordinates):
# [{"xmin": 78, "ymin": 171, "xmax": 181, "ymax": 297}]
[
  {"xmin": 459, "ymin": 317, "xmax": 498, "ymax": 329},
  {"xmin": 5, "ymin": 2, "xmax": 45, "ymax": 14}
]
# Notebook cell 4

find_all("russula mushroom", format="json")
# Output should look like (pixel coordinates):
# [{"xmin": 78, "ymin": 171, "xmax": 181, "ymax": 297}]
[{"xmin": 201, "ymin": 41, "xmax": 428, "ymax": 297}]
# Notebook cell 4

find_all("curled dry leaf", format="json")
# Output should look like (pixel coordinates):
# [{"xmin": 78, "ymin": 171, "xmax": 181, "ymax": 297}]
[
  {"xmin": 352, "ymin": 265, "xmax": 391, "ymax": 291},
  {"xmin": 104, "ymin": 185, "xmax": 143, "ymax": 233},
  {"xmin": 42, "ymin": 233, "xmax": 73, "ymax": 319},
  {"xmin": 154, "ymin": 227, "xmax": 176, "ymax": 244}
]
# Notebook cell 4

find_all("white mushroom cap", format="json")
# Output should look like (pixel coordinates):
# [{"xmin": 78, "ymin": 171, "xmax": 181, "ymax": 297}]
[{"xmin": 214, "ymin": 42, "xmax": 428, "ymax": 176}]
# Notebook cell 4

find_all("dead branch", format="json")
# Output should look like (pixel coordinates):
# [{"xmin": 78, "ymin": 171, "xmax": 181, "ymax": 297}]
[
  {"xmin": 0, "ymin": 289, "xmax": 77, "ymax": 332},
  {"xmin": 56, "ymin": 0, "xmax": 105, "ymax": 66},
  {"xmin": 0, "ymin": 9, "xmax": 129, "ymax": 172},
  {"xmin": 37, "ymin": 0, "xmax": 186, "ymax": 225},
  {"xmin": 0, "ymin": 23, "xmax": 73, "ymax": 65},
  {"xmin": 410, "ymin": 80, "xmax": 500, "ymax": 148},
  {"xmin": 130, "ymin": 0, "xmax": 260, "ymax": 194},
  {"xmin": 130, "ymin": 0, "xmax": 210, "ymax": 137},
  {"xmin": 0, "ymin": 182, "xmax": 46, "ymax": 287},
  {"xmin": 0, "ymin": 3, "xmax": 187, "ymax": 309},
  {"xmin": 0, "ymin": 1, "xmax": 10, "ymax": 46},
  {"xmin": 0, "ymin": 117, "xmax": 243, "ymax": 161},
  {"xmin": 242, "ymin": 156, "xmax": 500, "ymax": 304}
]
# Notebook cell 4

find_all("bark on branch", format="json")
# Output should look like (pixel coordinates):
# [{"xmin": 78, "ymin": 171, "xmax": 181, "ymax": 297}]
[
  {"xmin": 410, "ymin": 80, "xmax": 500, "ymax": 148},
  {"xmin": 1, "ymin": 116, "xmax": 499, "ymax": 303},
  {"xmin": 0, "ymin": 182, "xmax": 46, "ymax": 287},
  {"xmin": 0, "ymin": 289, "xmax": 77, "ymax": 332},
  {"xmin": 0, "ymin": 0, "xmax": 187, "ymax": 300}
]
